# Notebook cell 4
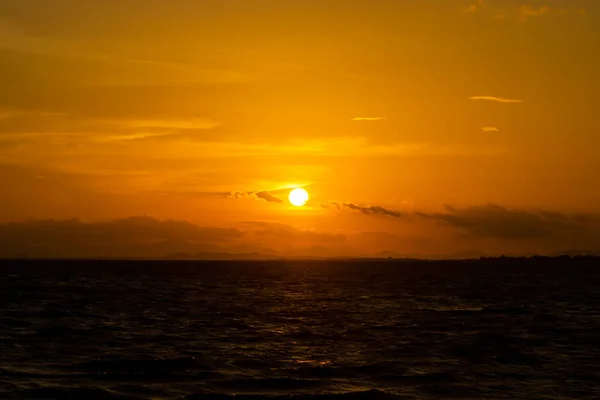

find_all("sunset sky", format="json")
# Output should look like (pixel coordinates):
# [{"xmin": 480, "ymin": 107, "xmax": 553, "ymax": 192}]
[{"xmin": 1, "ymin": 0, "xmax": 599, "ymax": 258}]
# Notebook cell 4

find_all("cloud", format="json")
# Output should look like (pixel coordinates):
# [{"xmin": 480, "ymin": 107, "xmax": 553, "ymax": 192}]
[
  {"xmin": 0, "ymin": 112, "xmax": 510, "ymax": 179},
  {"xmin": 240, "ymin": 221, "xmax": 346, "ymax": 243},
  {"xmin": 416, "ymin": 204, "xmax": 591, "ymax": 239},
  {"xmin": 481, "ymin": 126, "xmax": 499, "ymax": 132},
  {"xmin": 519, "ymin": 5, "xmax": 550, "ymax": 21},
  {"xmin": 462, "ymin": 0, "xmax": 484, "ymax": 13},
  {"xmin": 0, "ymin": 216, "xmax": 244, "ymax": 258},
  {"xmin": 127, "ymin": 118, "xmax": 222, "ymax": 131},
  {"xmin": 228, "ymin": 190, "xmax": 284, "ymax": 204},
  {"xmin": 0, "ymin": 22, "xmax": 253, "ymax": 86},
  {"xmin": 0, "ymin": 210, "xmax": 598, "ymax": 259},
  {"xmin": 351, "ymin": 117, "xmax": 386, "ymax": 121},
  {"xmin": 179, "ymin": 139, "xmax": 508, "ymax": 159},
  {"xmin": 469, "ymin": 96, "xmax": 523, "ymax": 103},
  {"xmin": 0, "ymin": 132, "xmax": 508, "ymax": 199},
  {"xmin": 0, "ymin": 109, "xmax": 20, "ymax": 121},
  {"xmin": 254, "ymin": 191, "xmax": 284, "ymax": 203},
  {"xmin": 328, "ymin": 201, "xmax": 402, "ymax": 218},
  {"xmin": 97, "ymin": 132, "xmax": 176, "ymax": 142},
  {"xmin": 0, "ymin": 217, "xmax": 354, "ymax": 258},
  {"xmin": 463, "ymin": 2, "xmax": 578, "ymax": 21},
  {"xmin": 0, "ymin": 110, "xmax": 222, "ymax": 139}
]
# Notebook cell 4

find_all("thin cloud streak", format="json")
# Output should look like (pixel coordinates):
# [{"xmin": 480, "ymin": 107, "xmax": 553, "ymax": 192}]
[
  {"xmin": 462, "ymin": 2, "xmax": 579, "ymax": 21},
  {"xmin": 327, "ymin": 201, "xmax": 401, "ymax": 218},
  {"xmin": 255, "ymin": 191, "xmax": 284, "ymax": 204},
  {"xmin": 229, "ymin": 190, "xmax": 283, "ymax": 204},
  {"xmin": 351, "ymin": 117, "xmax": 386, "ymax": 121},
  {"xmin": 128, "ymin": 118, "xmax": 222, "ymax": 130},
  {"xmin": 482, "ymin": 126, "xmax": 499, "ymax": 132},
  {"xmin": 469, "ymin": 96, "xmax": 524, "ymax": 103}
]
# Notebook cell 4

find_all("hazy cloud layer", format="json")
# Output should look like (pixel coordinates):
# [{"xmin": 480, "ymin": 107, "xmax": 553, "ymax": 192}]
[
  {"xmin": 0, "ymin": 217, "xmax": 349, "ymax": 258},
  {"xmin": 482, "ymin": 126, "xmax": 499, "ymax": 132},
  {"xmin": 0, "ymin": 216, "xmax": 243, "ymax": 242},
  {"xmin": 0, "ymin": 110, "xmax": 222, "ymax": 138},
  {"xmin": 327, "ymin": 201, "xmax": 402, "ymax": 218},
  {"xmin": 240, "ymin": 221, "xmax": 346, "ymax": 243},
  {"xmin": 469, "ymin": 96, "xmax": 523, "ymax": 103},
  {"xmin": 0, "ymin": 207, "xmax": 598, "ymax": 259},
  {"xmin": 351, "ymin": 117, "xmax": 386, "ymax": 121},
  {"xmin": 416, "ymin": 204, "xmax": 591, "ymax": 239},
  {"xmin": 0, "ymin": 216, "xmax": 244, "ymax": 257}
]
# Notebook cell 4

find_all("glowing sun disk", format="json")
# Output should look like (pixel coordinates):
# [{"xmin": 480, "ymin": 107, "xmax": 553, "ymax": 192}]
[{"xmin": 289, "ymin": 188, "xmax": 309, "ymax": 207}]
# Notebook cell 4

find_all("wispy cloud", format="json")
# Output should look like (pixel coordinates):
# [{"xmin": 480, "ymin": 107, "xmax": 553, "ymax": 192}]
[
  {"xmin": 0, "ymin": 134, "xmax": 510, "ymax": 181},
  {"xmin": 351, "ymin": 117, "xmax": 386, "ymax": 121},
  {"xmin": 0, "ymin": 21, "xmax": 253, "ymax": 85},
  {"xmin": 0, "ymin": 109, "xmax": 19, "ymax": 121},
  {"xmin": 462, "ymin": 0, "xmax": 484, "ymax": 13},
  {"xmin": 481, "ymin": 126, "xmax": 499, "ymax": 132},
  {"xmin": 519, "ymin": 5, "xmax": 550, "ymax": 21},
  {"xmin": 326, "ymin": 201, "xmax": 402, "ymax": 218},
  {"xmin": 98, "ymin": 132, "xmax": 177, "ymax": 142},
  {"xmin": 128, "ymin": 118, "xmax": 222, "ymax": 131},
  {"xmin": 99, "ymin": 118, "xmax": 222, "ymax": 142},
  {"xmin": 469, "ymin": 96, "xmax": 523, "ymax": 104},
  {"xmin": 464, "ymin": 2, "xmax": 582, "ymax": 21},
  {"xmin": 0, "ymin": 111, "xmax": 223, "ymax": 144}
]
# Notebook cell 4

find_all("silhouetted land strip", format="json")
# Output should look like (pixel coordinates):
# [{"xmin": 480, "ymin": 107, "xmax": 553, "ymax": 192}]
[{"xmin": 0, "ymin": 255, "xmax": 599, "ymax": 273}]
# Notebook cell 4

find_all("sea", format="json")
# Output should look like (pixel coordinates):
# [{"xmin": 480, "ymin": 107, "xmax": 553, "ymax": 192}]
[{"xmin": 1, "ymin": 258, "xmax": 599, "ymax": 399}]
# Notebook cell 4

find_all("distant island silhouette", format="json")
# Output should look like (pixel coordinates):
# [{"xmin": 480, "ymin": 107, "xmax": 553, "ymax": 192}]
[{"xmin": 1, "ymin": 254, "xmax": 599, "ymax": 263}]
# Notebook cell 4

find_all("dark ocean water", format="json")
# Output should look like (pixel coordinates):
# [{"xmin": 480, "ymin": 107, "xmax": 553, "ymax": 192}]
[{"xmin": 1, "ymin": 259, "xmax": 600, "ymax": 399}]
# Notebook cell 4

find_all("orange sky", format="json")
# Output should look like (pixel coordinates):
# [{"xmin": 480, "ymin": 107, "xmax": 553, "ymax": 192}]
[{"xmin": 1, "ymin": 0, "xmax": 599, "ymax": 257}]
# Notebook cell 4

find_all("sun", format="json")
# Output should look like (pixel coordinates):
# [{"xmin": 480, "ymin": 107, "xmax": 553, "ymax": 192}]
[{"xmin": 289, "ymin": 188, "xmax": 309, "ymax": 207}]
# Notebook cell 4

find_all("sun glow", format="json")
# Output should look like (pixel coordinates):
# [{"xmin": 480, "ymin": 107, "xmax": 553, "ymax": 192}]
[{"xmin": 289, "ymin": 188, "xmax": 309, "ymax": 207}]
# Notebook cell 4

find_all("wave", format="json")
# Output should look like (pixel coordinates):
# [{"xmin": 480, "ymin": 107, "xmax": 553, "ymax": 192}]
[
  {"xmin": 184, "ymin": 389, "xmax": 401, "ymax": 400},
  {"xmin": 373, "ymin": 371, "xmax": 456, "ymax": 385},
  {"xmin": 212, "ymin": 377, "xmax": 324, "ymax": 391},
  {"xmin": 14, "ymin": 387, "xmax": 139, "ymax": 400},
  {"xmin": 73, "ymin": 356, "xmax": 211, "ymax": 373}
]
